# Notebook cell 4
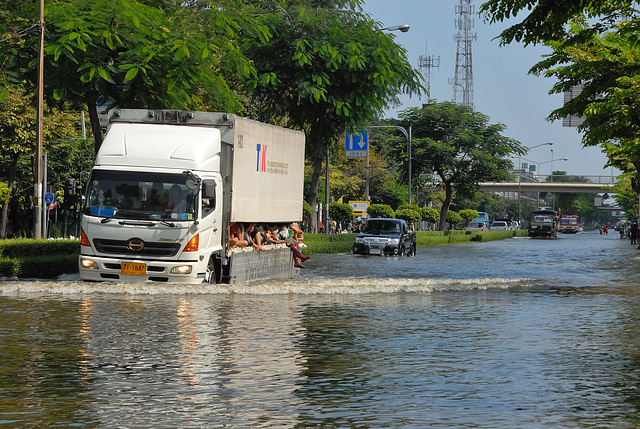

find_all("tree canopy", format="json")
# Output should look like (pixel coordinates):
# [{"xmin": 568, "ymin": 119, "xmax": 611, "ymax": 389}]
[
  {"xmin": 480, "ymin": 0, "xmax": 640, "ymax": 212},
  {"xmin": 242, "ymin": 0, "xmax": 423, "ymax": 232},
  {"xmin": 393, "ymin": 102, "xmax": 525, "ymax": 230},
  {"xmin": 0, "ymin": 0, "xmax": 266, "ymax": 149}
]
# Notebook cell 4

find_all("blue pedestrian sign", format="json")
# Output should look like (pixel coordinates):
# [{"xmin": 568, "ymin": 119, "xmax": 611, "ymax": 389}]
[
  {"xmin": 345, "ymin": 130, "xmax": 368, "ymax": 158},
  {"xmin": 44, "ymin": 192, "xmax": 55, "ymax": 204}
]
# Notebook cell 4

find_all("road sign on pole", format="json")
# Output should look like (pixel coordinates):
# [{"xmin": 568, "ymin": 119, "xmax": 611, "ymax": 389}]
[{"xmin": 345, "ymin": 130, "xmax": 368, "ymax": 158}]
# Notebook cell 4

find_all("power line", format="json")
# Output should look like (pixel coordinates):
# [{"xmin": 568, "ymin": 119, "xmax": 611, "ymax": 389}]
[{"xmin": 0, "ymin": 23, "xmax": 39, "ymax": 43}]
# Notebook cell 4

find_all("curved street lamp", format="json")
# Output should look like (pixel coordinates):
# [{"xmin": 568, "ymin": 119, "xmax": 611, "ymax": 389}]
[{"xmin": 380, "ymin": 24, "xmax": 410, "ymax": 32}]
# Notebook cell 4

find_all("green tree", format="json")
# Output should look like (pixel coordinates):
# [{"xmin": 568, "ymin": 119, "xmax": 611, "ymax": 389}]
[
  {"xmin": 395, "ymin": 206, "xmax": 421, "ymax": 225},
  {"xmin": 459, "ymin": 209, "xmax": 479, "ymax": 224},
  {"xmin": 0, "ymin": 0, "xmax": 265, "ymax": 150},
  {"xmin": 479, "ymin": 0, "xmax": 632, "ymax": 46},
  {"xmin": 612, "ymin": 174, "xmax": 639, "ymax": 219},
  {"xmin": 0, "ymin": 86, "xmax": 80, "ymax": 238},
  {"xmin": 367, "ymin": 204, "xmax": 394, "ymax": 218},
  {"xmin": 394, "ymin": 103, "xmax": 525, "ymax": 231},
  {"xmin": 480, "ymin": 1, "xmax": 640, "ymax": 199},
  {"xmin": 329, "ymin": 202, "xmax": 353, "ymax": 222},
  {"xmin": 243, "ymin": 0, "xmax": 423, "ymax": 232},
  {"xmin": 421, "ymin": 207, "xmax": 440, "ymax": 224},
  {"xmin": 446, "ymin": 210, "xmax": 462, "ymax": 230}
]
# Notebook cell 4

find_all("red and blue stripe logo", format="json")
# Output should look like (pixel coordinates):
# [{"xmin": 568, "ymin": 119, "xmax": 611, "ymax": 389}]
[{"xmin": 256, "ymin": 144, "xmax": 267, "ymax": 172}]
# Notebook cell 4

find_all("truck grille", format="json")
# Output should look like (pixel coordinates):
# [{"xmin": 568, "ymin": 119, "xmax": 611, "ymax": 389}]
[{"xmin": 93, "ymin": 238, "xmax": 181, "ymax": 257}]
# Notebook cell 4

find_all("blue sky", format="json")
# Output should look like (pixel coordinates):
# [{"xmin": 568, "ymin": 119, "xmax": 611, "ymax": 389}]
[{"xmin": 363, "ymin": 0, "xmax": 618, "ymax": 179}]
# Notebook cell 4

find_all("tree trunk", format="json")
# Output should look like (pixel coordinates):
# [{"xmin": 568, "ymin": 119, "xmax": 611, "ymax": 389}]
[
  {"xmin": 0, "ymin": 153, "xmax": 19, "ymax": 239},
  {"xmin": 438, "ymin": 181, "xmax": 453, "ymax": 231},
  {"xmin": 304, "ymin": 117, "xmax": 329, "ymax": 234},
  {"xmin": 85, "ymin": 92, "xmax": 103, "ymax": 153},
  {"xmin": 306, "ymin": 134, "xmax": 325, "ymax": 234}
]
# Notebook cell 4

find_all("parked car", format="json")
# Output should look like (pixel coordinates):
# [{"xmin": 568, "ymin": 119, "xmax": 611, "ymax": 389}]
[
  {"xmin": 352, "ymin": 218, "xmax": 417, "ymax": 256},
  {"xmin": 510, "ymin": 221, "xmax": 520, "ymax": 230},
  {"xmin": 464, "ymin": 221, "xmax": 490, "ymax": 231},
  {"xmin": 490, "ymin": 220, "xmax": 510, "ymax": 231}
]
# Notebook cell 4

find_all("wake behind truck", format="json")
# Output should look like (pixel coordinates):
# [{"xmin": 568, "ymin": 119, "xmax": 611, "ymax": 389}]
[{"xmin": 79, "ymin": 109, "xmax": 305, "ymax": 284}]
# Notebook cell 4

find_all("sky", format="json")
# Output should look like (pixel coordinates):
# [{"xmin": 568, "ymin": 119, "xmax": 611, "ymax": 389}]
[{"xmin": 363, "ymin": 0, "xmax": 619, "ymax": 179}]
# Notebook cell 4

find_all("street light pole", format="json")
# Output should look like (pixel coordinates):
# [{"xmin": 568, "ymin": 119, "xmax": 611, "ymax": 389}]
[
  {"xmin": 538, "ymin": 157, "xmax": 568, "ymax": 210},
  {"xmin": 370, "ymin": 125, "xmax": 412, "ymax": 204},
  {"xmin": 34, "ymin": 0, "xmax": 45, "ymax": 239}
]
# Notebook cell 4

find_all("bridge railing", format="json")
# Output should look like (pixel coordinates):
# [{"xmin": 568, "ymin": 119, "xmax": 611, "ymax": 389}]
[{"xmin": 514, "ymin": 173, "xmax": 618, "ymax": 185}]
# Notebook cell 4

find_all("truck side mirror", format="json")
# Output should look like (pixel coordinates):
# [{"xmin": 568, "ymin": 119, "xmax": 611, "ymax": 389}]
[{"xmin": 202, "ymin": 180, "xmax": 216, "ymax": 199}]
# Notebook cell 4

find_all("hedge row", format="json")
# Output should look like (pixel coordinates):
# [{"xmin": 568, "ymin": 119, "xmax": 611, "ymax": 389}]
[
  {"xmin": 0, "ymin": 239, "xmax": 80, "ymax": 279},
  {"xmin": 0, "ymin": 230, "xmax": 528, "ymax": 278}
]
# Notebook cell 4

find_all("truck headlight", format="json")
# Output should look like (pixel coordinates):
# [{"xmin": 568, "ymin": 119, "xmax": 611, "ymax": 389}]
[
  {"xmin": 80, "ymin": 258, "xmax": 97, "ymax": 270},
  {"xmin": 170, "ymin": 265, "xmax": 192, "ymax": 275}
]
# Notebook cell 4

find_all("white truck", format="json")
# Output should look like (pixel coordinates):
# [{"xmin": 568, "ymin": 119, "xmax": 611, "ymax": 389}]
[{"xmin": 79, "ymin": 109, "xmax": 306, "ymax": 284}]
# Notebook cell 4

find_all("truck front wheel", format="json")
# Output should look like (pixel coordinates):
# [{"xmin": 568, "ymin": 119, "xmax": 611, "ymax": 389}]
[{"xmin": 204, "ymin": 258, "xmax": 217, "ymax": 284}]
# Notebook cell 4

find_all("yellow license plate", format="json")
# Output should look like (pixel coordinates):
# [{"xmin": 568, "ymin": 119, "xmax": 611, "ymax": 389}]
[{"xmin": 121, "ymin": 262, "xmax": 146, "ymax": 276}]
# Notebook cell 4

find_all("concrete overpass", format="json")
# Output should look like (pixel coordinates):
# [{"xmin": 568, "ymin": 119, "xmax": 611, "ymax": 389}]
[{"xmin": 478, "ymin": 181, "xmax": 615, "ymax": 193}]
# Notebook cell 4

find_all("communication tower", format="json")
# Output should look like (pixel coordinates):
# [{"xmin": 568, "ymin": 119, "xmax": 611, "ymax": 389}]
[
  {"xmin": 449, "ymin": 0, "xmax": 477, "ymax": 108},
  {"xmin": 419, "ymin": 41, "xmax": 440, "ymax": 100}
]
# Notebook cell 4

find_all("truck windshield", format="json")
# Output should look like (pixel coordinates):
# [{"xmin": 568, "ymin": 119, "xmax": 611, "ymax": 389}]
[{"xmin": 83, "ymin": 170, "xmax": 198, "ymax": 221}]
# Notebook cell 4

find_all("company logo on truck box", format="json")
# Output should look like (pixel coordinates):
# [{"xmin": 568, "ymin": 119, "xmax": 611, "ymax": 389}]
[
  {"xmin": 256, "ymin": 144, "xmax": 267, "ymax": 172},
  {"xmin": 256, "ymin": 144, "xmax": 289, "ymax": 174}
]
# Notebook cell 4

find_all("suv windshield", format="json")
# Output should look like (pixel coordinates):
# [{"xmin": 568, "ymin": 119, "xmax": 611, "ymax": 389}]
[
  {"xmin": 83, "ymin": 170, "xmax": 198, "ymax": 221},
  {"xmin": 362, "ymin": 220, "xmax": 401, "ymax": 234}
]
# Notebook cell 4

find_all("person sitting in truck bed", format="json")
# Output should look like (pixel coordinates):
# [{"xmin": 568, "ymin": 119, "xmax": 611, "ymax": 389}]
[
  {"xmin": 265, "ymin": 224, "xmax": 286, "ymax": 244},
  {"xmin": 245, "ymin": 223, "xmax": 267, "ymax": 251},
  {"xmin": 229, "ymin": 223, "xmax": 248, "ymax": 249}
]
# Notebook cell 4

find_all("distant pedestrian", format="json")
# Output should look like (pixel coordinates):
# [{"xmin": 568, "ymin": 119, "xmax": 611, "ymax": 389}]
[{"xmin": 631, "ymin": 223, "xmax": 638, "ymax": 245}]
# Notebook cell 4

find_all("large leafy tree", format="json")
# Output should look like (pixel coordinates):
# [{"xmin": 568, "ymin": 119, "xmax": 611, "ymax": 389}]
[
  {"xmin": 0, "ymin": 0, "xmax": 265, "ymax": 150},
  {"xmin": 242, "ymin": 0, "xmax": 423, "ymax": 232},
  {"xmin": 394, "ymin": 103, "xmax": 525, "ymax": 231},
  {"xmin": 480, "ymin": 1, "xmax": 640, "ymax": 204},
  {"xmin": 0, "ymin": 85, "xmax": 80, "ymax": 238}
]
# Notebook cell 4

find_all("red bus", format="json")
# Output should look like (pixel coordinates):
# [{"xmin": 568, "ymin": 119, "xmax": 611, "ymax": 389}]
[{"xmin": 559, "ymin": 215, "xmax": 580, "ymax": 233}]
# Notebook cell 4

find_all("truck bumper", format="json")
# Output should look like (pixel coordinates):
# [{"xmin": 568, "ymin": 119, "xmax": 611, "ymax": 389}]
[{"xmin": 79, "ymin": 255, "xmax": 206, "ymax": 284}]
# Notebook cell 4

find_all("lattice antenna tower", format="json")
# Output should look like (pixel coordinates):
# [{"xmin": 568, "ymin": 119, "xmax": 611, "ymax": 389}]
[
  {"xmin": 419, "ymin": 41, "xmax": 440, "ymax": 100},
  {"xmin": 449, "ymin": 0, "xmax": 477, "ymax": 108}
]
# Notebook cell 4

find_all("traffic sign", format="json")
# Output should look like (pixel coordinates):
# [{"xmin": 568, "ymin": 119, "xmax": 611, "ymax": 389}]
[
  {"xmin": 345, "ymin": 130, "xmax": 368, "ymax": 158},
  {"xmin": 349, "ymin": 200, "xmax": 369, "ymax": 214},
  {"xmin": 44, "ymin": 192, "xmax": 55, "ymax": 204}
]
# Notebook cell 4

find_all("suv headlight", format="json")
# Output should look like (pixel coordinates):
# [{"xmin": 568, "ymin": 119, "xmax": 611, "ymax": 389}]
[
  {"xmin": 355, "ymin": 237, "xmax": 364, "ymax": 244},
  {"xmin": 387, "ymin": 238, "xmax": 400, "ymax": 245}
]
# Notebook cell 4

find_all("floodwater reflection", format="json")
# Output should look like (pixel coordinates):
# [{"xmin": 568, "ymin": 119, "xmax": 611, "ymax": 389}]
[{"xmin": 1, "ymin": 231, "xmax": 640, "ymax": 427}]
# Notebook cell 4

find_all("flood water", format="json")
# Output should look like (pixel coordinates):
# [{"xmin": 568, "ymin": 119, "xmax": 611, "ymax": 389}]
[{"xmin": 2, "ymin": 230, "xmax": 640, "ymax": 428}]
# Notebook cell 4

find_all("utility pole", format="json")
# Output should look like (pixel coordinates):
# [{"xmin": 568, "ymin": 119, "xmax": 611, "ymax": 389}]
[{"xmin": 34, "ymin": 0, "xmax": 45, "ymax": 239}]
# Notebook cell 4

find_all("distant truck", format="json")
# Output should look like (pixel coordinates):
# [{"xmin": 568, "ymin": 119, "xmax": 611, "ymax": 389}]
[
  {"xmin": 79, "ymin": 109, "xmax": 305, "ymax": 284},
  {"xmin": 528, "ymin": 209, "xmax": 559, "ymax": 238},
  {"xmin": 559, "ymin": 215, "xmax": 580, "ymax": 233}
]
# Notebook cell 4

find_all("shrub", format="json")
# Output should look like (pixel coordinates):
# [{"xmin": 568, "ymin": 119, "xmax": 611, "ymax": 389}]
[
  {"xmin": 367, "ymin": 204, "xmax": 394, "ymax": 218},
  {"xmin": 329, "ymin": 202, "xmax": 353, "ymax": 221},
  {"xmin": 421, "ymin": 207, "xmax": 440, "ymax": 223},
  {"xmin": 395, "ymin": 205, "xmax": 422, "ymax": 223}
]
